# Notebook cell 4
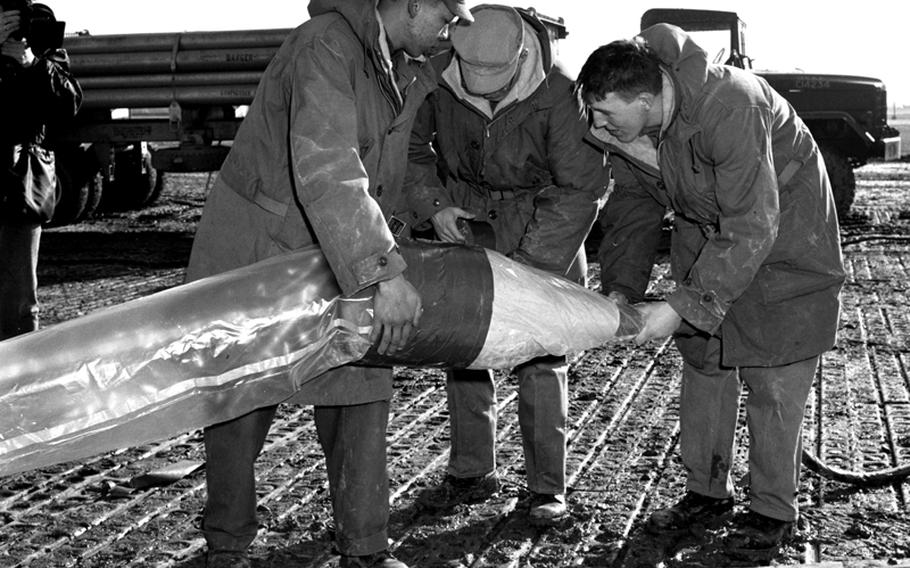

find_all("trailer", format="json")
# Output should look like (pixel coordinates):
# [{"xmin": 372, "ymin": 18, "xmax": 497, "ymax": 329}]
[
  {"xmin": 52, "ymin": 28, "xmax": 289, "ymax": 224},
  {"xmin": 52, "ymin": 9, "xmax": 568, "ymax": 225}
]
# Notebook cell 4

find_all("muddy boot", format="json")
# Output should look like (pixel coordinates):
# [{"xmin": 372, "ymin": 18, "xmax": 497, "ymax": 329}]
[
  {"xmin": 646, "ymin": 491, "xmax": 734, "ymax": 534},
  {"xmin": 418, "ymin": 472, "xmax": 500, "ymax": 510},
  {"xmin": 724, "ymin": 511, "xmax": 794, "ymax": 561},
  {"xmin": 528, "ymin": 493, "xmax": 569, "ymax": 527}
]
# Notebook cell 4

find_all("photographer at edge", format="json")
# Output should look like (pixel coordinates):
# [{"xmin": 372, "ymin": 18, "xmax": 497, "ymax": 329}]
[{"xmin": 0, "ymin": 0, "xmax": 81, "ymax": 340}]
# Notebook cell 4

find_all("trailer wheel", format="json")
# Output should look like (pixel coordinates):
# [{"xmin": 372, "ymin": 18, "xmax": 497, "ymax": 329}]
[
  {"xmin": 73, "ymin": 145, "xmax": 104, "ymax": 219},
  {"xmin": 100, "ymin": 144, "xmax": 159, "ymax": 211},
  {"xmin": 145, "ymin": 169, "xmax": 165, "ymax": 206},
  {"xmin": 819, "ymin": 144, "xmax": 856, "ymax": 220},
  {"xmin": 49, "ymin": 162, "xmax": 87, "ymax": 226},
  {"xmin": 81, "ymin": 169, "xmax": 104, "ymax": 219}
]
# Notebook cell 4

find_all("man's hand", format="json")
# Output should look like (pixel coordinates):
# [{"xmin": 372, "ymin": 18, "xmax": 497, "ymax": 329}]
[
  {"xmin": 0, "ymin": 10, "xmax": 21, "ymax": 45},
  {"xmin": 1, "ymin": 39, "xmax": 34, "ymax": 67},
  {"xmin": 371, "ymin": 273, "xmax": 422, "ymax": 354},
  {"xmin": 633, "ymin": 301, "xmax": 682, "ymax": 345},
  {"xmin": 431, "ymin": 206, "xmax": 475, "ymax": 243},
  {"xmin": 606, "ymin": 291, "xmax": 629, "ymax": 304}
]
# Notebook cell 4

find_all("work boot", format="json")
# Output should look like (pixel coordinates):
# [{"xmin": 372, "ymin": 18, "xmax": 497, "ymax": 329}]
[
  {"xmin": 206, "ymin": 550, "xmax": 251, "ymax": 568},
  {"xmin": 646, "ymin": 491, "xmax": 734, "ymax": 534},
  {"xmin": 340, "ymin": 549, "xmax": 408, "ymax": 568},
  {"xmin": 418, "ymin": 472, "xmax": 500, "ymax": 510},
  {"xmin": 724, "ymin": 511, "xmax": 795, "ymax": 560},
  {"xmin": 528, "ymin": 492, "xmax": 569, "ymax": 527}
]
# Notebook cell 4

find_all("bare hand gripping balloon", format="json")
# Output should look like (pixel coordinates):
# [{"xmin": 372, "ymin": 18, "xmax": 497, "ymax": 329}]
[{"xmin": 0, "ymin": 240, "xmax": 642, "ymax": 476}]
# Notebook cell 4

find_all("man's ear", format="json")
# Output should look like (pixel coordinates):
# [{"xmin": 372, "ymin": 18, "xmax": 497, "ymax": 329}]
[
  {"xmin": 408, "ymin": 0, "xmax": 420, "ymax": 18},
  {"xmin": 637, "ymin": 92, "xmax": 656, "ymax": 110}
]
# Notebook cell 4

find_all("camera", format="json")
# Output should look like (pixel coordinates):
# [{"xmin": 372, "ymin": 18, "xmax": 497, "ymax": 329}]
[{"xmin": 2, "ymin": 0, "xmax": 65, "ymax": 53}]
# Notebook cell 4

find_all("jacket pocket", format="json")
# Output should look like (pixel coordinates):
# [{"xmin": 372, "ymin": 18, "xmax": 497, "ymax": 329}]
[{"xmin": 221, "ymin": 157, "xmax": 289, "ymax": 217}]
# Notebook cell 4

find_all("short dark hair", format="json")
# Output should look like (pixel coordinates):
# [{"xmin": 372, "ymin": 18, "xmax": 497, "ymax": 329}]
[{"xmin": 576, "ymin": 38, "xmax": 663, "ymax": 104}]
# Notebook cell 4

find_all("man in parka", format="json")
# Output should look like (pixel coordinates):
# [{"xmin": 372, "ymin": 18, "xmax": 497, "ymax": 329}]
[
  {"xmin": 0, "ymin": 1, "xmax": 81, "ymax": 340},
  {"xmin": 575, "ymin": 25, "xmax": 845, "ymax": 559},
  {"xmin": 406, "ymin": 4, "xmax": 609, "ymax": 526},
  {"xmin": 186, "ymin": 1, "xmax": 473, "ymax": 567}
]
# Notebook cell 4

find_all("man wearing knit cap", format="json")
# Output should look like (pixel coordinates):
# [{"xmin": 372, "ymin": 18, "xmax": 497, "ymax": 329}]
[{"xmin": 405, "ymin": 4, "xmax": 609, "ymax": 526}]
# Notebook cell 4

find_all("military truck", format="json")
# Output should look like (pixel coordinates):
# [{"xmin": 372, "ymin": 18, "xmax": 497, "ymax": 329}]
[{"xmin": 640, "ymin": 8, "xmax": 901, "ymax": 219}]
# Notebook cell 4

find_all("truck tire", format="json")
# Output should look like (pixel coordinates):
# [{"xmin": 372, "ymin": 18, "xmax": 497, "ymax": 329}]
[
  {"xmin": 49, "ymin": 162, "xmax": 87, "ymax": 226},
  {"xmin": 819, "ymin": 144, "xmax": 856, "ymax": 220},
  {"xmin": 80, "ymin": 169, "xmax": 104, "ymax": 219},
  {"xmin": 100, "ymin": 144, "xmax": 159, "ymax": 211},
  {"xmin": 53, "ymin": 146, "xmax": 106, "ymax": 224}
]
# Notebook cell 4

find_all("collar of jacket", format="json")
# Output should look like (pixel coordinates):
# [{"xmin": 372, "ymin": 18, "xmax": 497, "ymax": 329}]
[{"xmin": 309, "ymin": 0, "xmax": 383, "ymax": 48}]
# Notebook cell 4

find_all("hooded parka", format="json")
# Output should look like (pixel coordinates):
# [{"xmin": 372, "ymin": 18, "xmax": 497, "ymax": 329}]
[
  {"xmin": 591, "ymin": 24, "xmax": 845, "ymax": 368},
  {"xmin": 187, "ymin": 0, "xmax": 438, "ymax": 405},
  {"xmin": 407, "ymin": 8, "xmax": 609, "ymax": 275}
]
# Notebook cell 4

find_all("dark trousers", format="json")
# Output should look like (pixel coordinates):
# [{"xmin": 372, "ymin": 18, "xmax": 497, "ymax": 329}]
[
  {"xmin": 202, "ymin": 399, "xmax": 391, "ymax": 556},
  {"xmin": 446, "ymin": 355, "xmax": 568, "ymax": 494},
  {"xmin": 679, "ymin": 335, "xmax": 818, "ymax": 521},
  {"xmin": 0, "ymin": 223, "xmax": 41, "ymax": 340}
]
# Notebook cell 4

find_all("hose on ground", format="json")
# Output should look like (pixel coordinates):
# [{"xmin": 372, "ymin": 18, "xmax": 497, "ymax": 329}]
[{"xmin": 802, "ymin": 450, "xmax": 910, "ymax": 486}]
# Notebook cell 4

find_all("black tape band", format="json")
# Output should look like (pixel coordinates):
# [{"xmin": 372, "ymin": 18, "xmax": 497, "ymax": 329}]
[{"xmin": 359, "ymin": 239, "xmax": 494, "ymax": 368}]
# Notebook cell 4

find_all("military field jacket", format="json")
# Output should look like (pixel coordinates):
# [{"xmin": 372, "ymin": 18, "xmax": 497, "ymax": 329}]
[
  {"xmin": 188, "ymin": 0, "xmax": 436, "ymax": 296},
  {"xmin": 591, "ymin": 24, "xmax": 845, "ymax": 367},
  {"xmin": 186, "ymin": 0, "xmax": 437, "ymax": 405},
  {"xmin": 406, "ymin": 9, "xmax": 609, "ymax": 275}
]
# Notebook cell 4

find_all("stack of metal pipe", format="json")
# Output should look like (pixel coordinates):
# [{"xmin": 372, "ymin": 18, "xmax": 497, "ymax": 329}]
[{"xmin": 63, "ymin": 28, "xmax": 292, "ymax": 110}]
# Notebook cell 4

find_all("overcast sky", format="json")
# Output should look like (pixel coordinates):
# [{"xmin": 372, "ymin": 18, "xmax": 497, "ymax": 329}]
[{"xmin": 53, "ymin": 1, "xmax": 909, "ymax": 107}]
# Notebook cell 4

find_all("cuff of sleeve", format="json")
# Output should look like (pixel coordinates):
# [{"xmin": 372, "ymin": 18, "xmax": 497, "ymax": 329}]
[
  {"xmin": 413, "ymin": 195, "xmax": 451, "ymax": 226},
  {"xmin": 347, "ymin": 246, "xmax": 407, "ymax": 295},
  {"xmin": 614, "ymin": 302, "xmax": 644, "ymax": 338},
  {"xmin": 667, "ymin": 285, "xmax": 725, "ymax": 335}
]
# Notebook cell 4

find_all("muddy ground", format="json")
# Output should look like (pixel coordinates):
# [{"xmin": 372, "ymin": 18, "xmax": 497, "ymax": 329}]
[{"xmin": 2, "ymin": 162, "xmax": 910, "ymax": 568}]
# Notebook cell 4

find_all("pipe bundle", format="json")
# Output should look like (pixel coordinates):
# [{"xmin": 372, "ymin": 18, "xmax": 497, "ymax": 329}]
[{"xmin": 62, "ymin": 28, "xmax": 291, "ymax": 109}]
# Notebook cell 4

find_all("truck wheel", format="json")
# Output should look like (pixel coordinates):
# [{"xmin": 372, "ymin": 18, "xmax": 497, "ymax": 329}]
[
  {"xmin": 49, "ymin": 162, "xmax": 87, "ymax": 226},
  {"xmin": 80, "ymin": 169, "xmax": 104, "ymax": 219},
  {"xmin": 100, "ymin": 144, "xmax": 159, "ymax": 211},
  {"xmin": 72, "ymin": 145, "xmax": 104, "ymax": 220},
  {"xmin": 146, "ymin": 169, "xmax": 165, "ymax": 206},
  {"xmin": 819, "ymin": 144, "xmax": 856, "ymax": 220}
]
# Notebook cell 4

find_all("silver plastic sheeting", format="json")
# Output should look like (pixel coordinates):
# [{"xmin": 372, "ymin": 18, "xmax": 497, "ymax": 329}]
[
  {"xmin": 0, "ymin": 248, "xmax": 370, "ymax": 476},
  {"xmin": 0, "ymin": 243, "xmax": 639, "ymax": 477},
  {"xmin": 472, "ymin": 251, "xmax": 639, "ymax": 368}
]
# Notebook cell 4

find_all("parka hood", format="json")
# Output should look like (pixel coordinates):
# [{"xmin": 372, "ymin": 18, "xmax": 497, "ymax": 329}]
[
  {"xmin": 637, "ymin": 23, "xmax": 709, "ymax": 105},
  {"xmin": 308, "ymin": 0, "xmax": 380, "ymax": 47}
]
